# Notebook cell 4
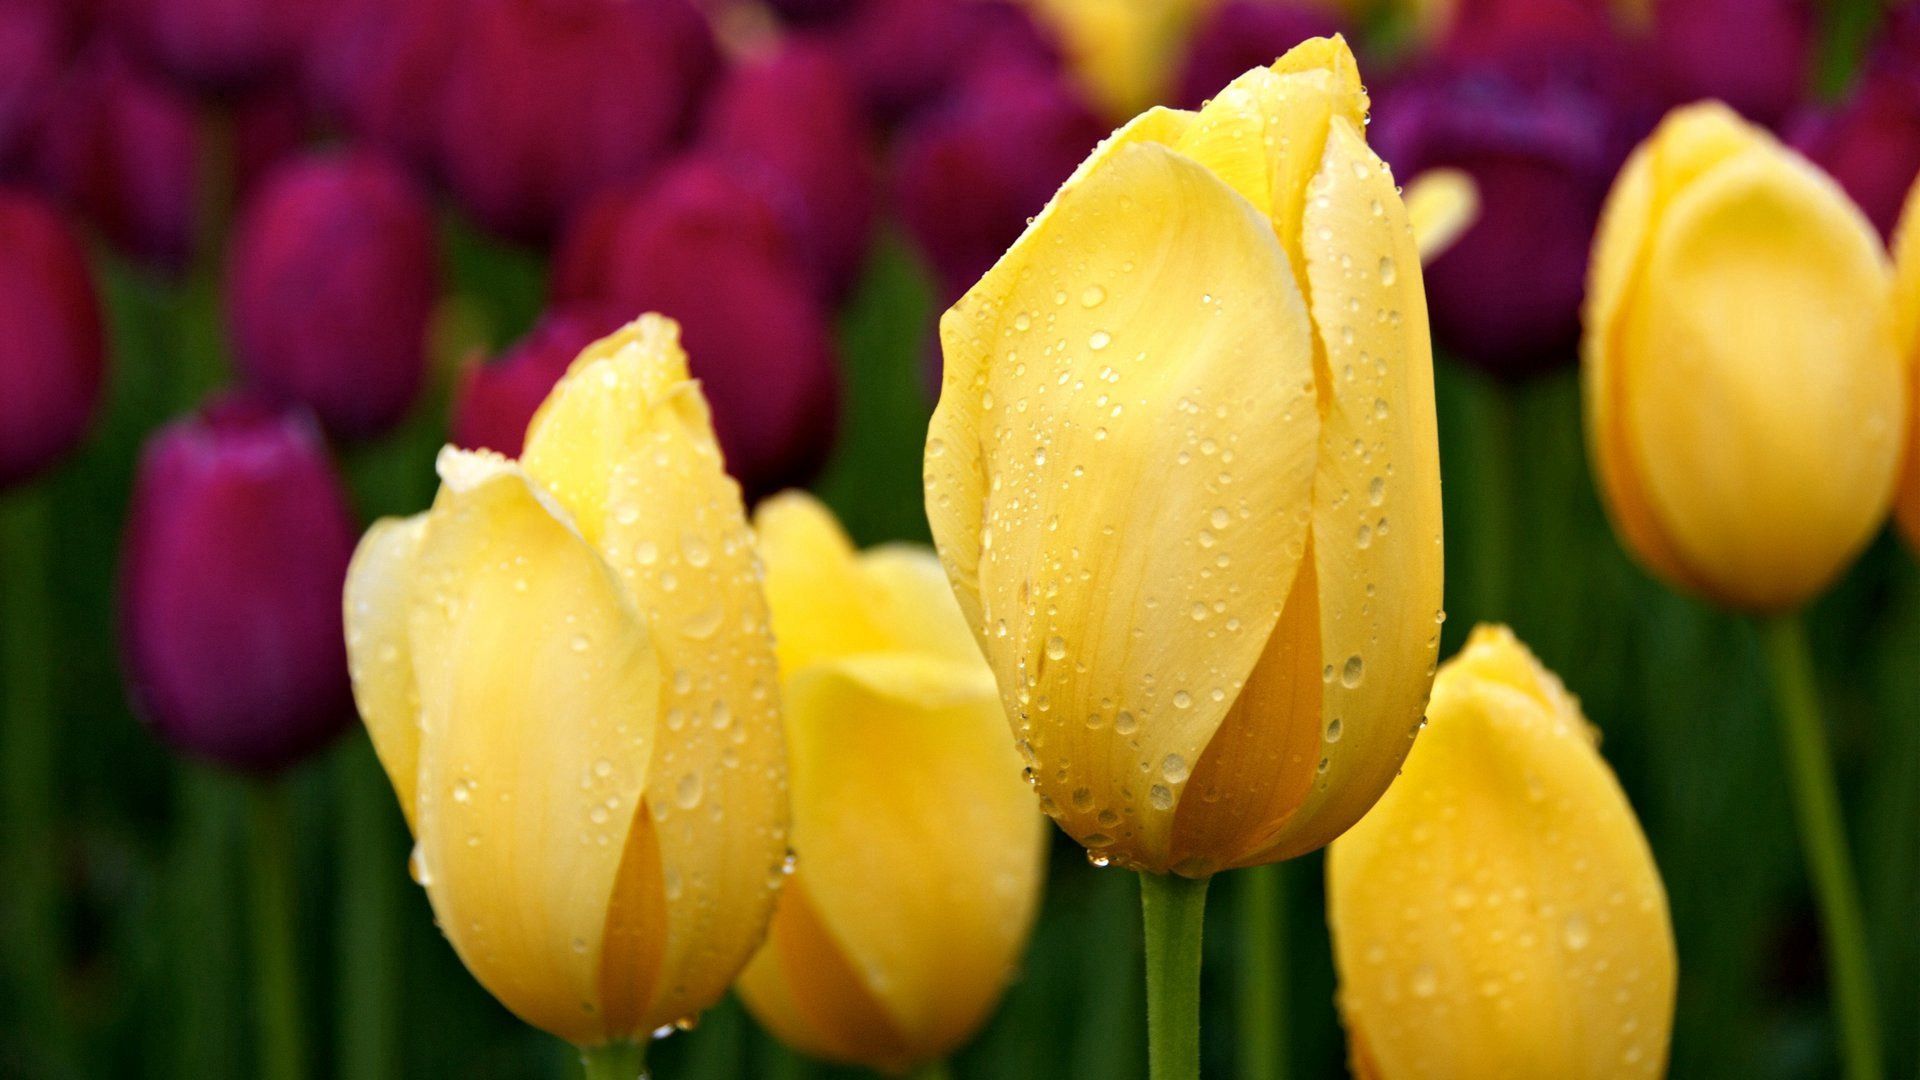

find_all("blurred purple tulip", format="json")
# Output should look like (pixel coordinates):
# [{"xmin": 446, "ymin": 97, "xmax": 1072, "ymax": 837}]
[
  {"xmin": 1791, "ymin": 9, "xmax": 1920, "ymax": 239},
  {"xmin": 559, "ymin": 155, "xmax": 839, "ymax": 498},
  {"xmin": 700, "ymin": 41, "xmax": 876, "ymax": 299},
  {"xmin": 105, "ymin": 0, "xmax": 316, "ymax": 92},
  {"xmin": 1175, "ymin": 0, "xmax": 1344, "ymax": 108},
  {"xmin": 1655, "ymin": 0, "xmax": 1812, "ymax": 127},
  {"xmin": 226, "ymin": 150, "xmax": 439, "ymax": 439},
  {"xmin": 437, "ymin": 0, "xmax": 718, "ymax": 242},
  {"xmin": 836, "ymin": 0, "xmax": 1059, "ymax": 126},
  {"xmin": 891, "ymin": 61, "xmax": 1104, "ymax": 301},
  {"xmin": 765, "ymin": 0, "xmax": 860, "ymax": 26},
  {"xmin": 121, "ymin": 394, "xmax": 359, "ymax": 772},
  {"xmin": 0, "ymin": 0, "xmax": 80, "ymax": 174},
  {"xmin": 0, "ymin": 190, "xmax": 105, "ymax": 489},
  {"xmin": 1371, "ymin": 39, "xmax": 1658, "ymax": 378},
  {"xmin": 1439, "ymin": 0, "xmax": 1613, "ymax": 55},
  {"xmin": 451, "ymin": 304, "xmax": 622, "ymax": 457},
  {"xmin": 304, "ymin": 0, "xmax": 465, "ymax": 174}
]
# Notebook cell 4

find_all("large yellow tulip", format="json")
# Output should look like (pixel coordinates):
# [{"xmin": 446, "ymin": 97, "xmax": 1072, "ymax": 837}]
[
  {"xmin": 1886, "ymin": 175, "xmax": 1920, "ymax": 551},
  {"xmin": 343, "ymin": 315, "xmax": 788, "ymax": 1048},
  {"xmin": 1584, "ymin": 102, "xmax": 1906, "ymax": 614},
  {"xmin": 1327, "ymin": 625, "xmax": 1676, "ymax": 1080},
  {"xmin": 734, "ymin": 492, "xmax": 1045, "ymax": 1075},
  {"xmin": 925, "ymin": 36, "xmax": 1444, "ymax": 878}
]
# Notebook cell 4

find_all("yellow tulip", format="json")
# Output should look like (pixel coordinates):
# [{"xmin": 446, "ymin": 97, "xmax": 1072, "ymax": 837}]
[
  {"xmin": 925, "ymin": 36, "xmax": 1445, "ymax": 878},
  {"xmin": 1403, "ymin": 168, "xmax": 1478, "ymax": 263},
  {"xmin": 1886, "ymin": 175, "xmax": 1920, "ymax": 551},
  {"xmin": 343, "ymin": 315, "xmax": 788, "ymax": 1048},
  {"xmin": 1326, "ymin": 625, "xmax": 1676, "ymax": 1080},
  {"xmin": 1583, "ymin": 101, "xmax": 1906, "ymax": 614},
  {"xmin": 734, "ymin": 492, "xmax": 1046, "ymax": 1075}
]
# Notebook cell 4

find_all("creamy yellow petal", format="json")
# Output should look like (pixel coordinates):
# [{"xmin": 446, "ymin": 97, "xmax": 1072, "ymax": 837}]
[
  {"xmin": 1327, "ymin": 626, "xmax": 1676, "ymax": 1080},
  {"xmin": 753, "ymin": 491, "xmax": 896, "ymax": 673},
  {"xmin": 405, "ymin": 450, "xmax": 660, "ymax": 1046},
  {"xmin": 521, "ymin": 315, "xmax": 787, "ymax": 1031},
  {"xmin": 857, "ymin": 545, "xmax": 988, "ymax": 668},
  {"xmin": 770, "ymin": 653, "xmax": 1044, "ymax": 1066},
  {"xmin": 1404, "ymin": 169, "xmax": 1478, "ymax": 263},
  {"xmin": 344, "ymin": 513, "xmax": 428, "ymax": 830},
  {"xmin": 736, "ymin": 879, "xmax": 912, "ymax": 1071},
  {"xmin": 1889, "ymin": 175, "xmax": 1920, "ymax": 550},
  {"xmin": 930, "ymin": 138, "xmax": 1319, "ymax": 872},
  {"xmin": 1620, "ymin": 146, "xmax": 1902, "ymax": 612}
]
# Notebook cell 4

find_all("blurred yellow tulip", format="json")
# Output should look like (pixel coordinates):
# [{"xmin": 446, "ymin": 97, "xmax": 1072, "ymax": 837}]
[
  {"xmin": 734, "ymin": 492, "xmax": 1046, "ymax": 1075},
  {"xmin": 1403, "ymin": 168, "xmax": 1479, "ymax": 263},
  {"xmin": 1584, "ymin": 102, "xmax": 1906, "ymax": 614},
  {"xmin": 1887, "ymin": 175, "xmax": 1920, "ymax": 551},
  {"xmin": 343, "ymin": 315, "xmax": 788, "ymax": 1048},
  {"xmin": 925, "ymin": 37, "xmax": 1444, "ymax": 878},
  {"xmin": 1327, "ymin": 626, "xmax": 1676, "ymax": 1080}
]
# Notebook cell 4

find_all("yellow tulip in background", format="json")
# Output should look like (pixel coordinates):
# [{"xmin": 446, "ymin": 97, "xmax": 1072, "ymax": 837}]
[
  {"xmin": 1887, "ymin": 174, "xmax": 1920, "ymax": 552},
  {"xmin": 343, "ymin": 316, "xmax": 789, "ymax": 1071},
  {"xmin": 735, "ymin": 493, "xmax": 1045, "ymax": 1075},
  {"xmin": 1584, "ymin": 101, "xmax": 1906, "ymax": 615},
  {"xmin": 1327, "ymin": 626, "xmax": 1676, "ymax": 1080}
]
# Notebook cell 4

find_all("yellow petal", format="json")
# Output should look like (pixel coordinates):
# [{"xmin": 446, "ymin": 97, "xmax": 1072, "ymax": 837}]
[
  {"xmin": 1171, "ymin": 115, "xmax": 1444, "ymax": 871},
  {"xmin": 736, "ymin": 880, "xmax": 911, "ymax": 1069},
  {"xmin": 1327, "ymin": 626, "xmax": 1676, "ymax": 1080},
  {"xmin": 1403, "ymin": 168, "xmax": 1478, "ymax": 263},
  {"xmin": 1618, "ymin": 138, "xmax": 1902, "ymax": 611},
  {"xmin": 344, "ymin": 513, "xmax": 428, "ymax": 830},
  {"xmin": 405, "ymin": 449, "xmax": 660, "ymax": 1046},
  {"xmin": 929, "ymin": 136, "xmax": 1320, "ymax": 872},
  {"xmin": 741, "ymin": 653, "xmax": 1044, "ymax": 1070},
  {"xmin": 1022, "ymin": 0, "xmax": 1204, "ymax": 117},
  {"xmin": 521, "ymin": 315, "xmax": 788, "ymax": 1031},
  {"xmin": 1889, "ymin": 174, "xmax": 1920, "ymax": 550}
]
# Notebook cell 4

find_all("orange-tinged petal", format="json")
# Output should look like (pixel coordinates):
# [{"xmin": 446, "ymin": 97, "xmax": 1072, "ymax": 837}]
[
  {"xmin": 736, "ymin": 879, "xmax": 912, "ymax": 1070},
  {"xmin": 344, "ymin": 513, "xmax": 428, "ymax": 830}
]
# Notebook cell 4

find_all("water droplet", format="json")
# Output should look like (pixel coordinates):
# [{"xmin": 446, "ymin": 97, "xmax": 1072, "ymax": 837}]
[
  {"xmin": 1045, "ymin": 635, "xmax": 1067, "ymax": 660},
  {"xmin": 1081, "ymin": 285, "xmax": 1107, "ymax": 308},
  {"xmin": 1149, "ymin": 785, "xmax": 1174, "ymax": 810},
  {"xmin": 1341, "ymin": 655, "xmax": 1365, "ymax": 688},
  {"xmin": 674, "ymin": 772, "xmax": 704, "ymax": 810},
  {"xmin": 1563, "ymin": 913, "xmax": 1591, "ymax": 951},
  {"xmin": 1410, "ymin": 965, "xmax": 1438, "ymax": 997},
  {"xmin": 1162, "ymin": 754, "xmax": 1190, "ymax": 783}
]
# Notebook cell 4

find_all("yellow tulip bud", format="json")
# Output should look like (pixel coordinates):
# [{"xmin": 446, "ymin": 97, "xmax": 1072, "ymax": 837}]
[
  {"xmin": 1584, "ymin": 102, "xmax": 1907, "ymax": 614},
  {"xmin": 925, "ymin": 37, "xmax": 1445, "ymax": 877},
  {"xmin": 1327, "ymin": 626, "xmax": 1676, "ymax": 1080},
  {"xmin": 1886, "ymin": 175, "xmax": 1920, "ymax": 551},
  {"xmin": 343, "ymin": 315, "xmax": 788, "ymax": 1047},
  {"xmin": 734, "ymin": 492, "xmax": 1046, "ymax": 1074}
]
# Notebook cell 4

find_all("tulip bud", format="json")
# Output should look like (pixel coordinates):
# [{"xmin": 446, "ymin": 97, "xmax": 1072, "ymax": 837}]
[
  {"xmin": 699, "ymin": 42, "xmax": 876, "ymax": 301},
  {"xmin": 437, "ymin": 0, "xmax": 718, "ymax": 241},
  {"xmin": 1370, "ymin": 39, "xmax": 1656, "ymax": 377},
  {"xmin": 450, "ymin": 304, "xmax": 622, "ymax": 457},
  {"xmin": 105, "ymin": 0, "xmax": 315, "ymax": 91},
  {"xmin": 564, "ymin": 157, "xmax": 840, "ymax": 499},
  {"xmin": 0, "ymin": 191, "xmax": 106, "ymax": 488},
  {"xmin": 1789, "ymin": 11, "xmax": 1920, "ymax": 240},
  {"xmin": 1173, "ymin": 0, "xmax": 1344, "ymax": 110},
  {"xmin": 122, "ymin": 395, "xmax": 359, "ymax": 771},
  {"xmin": 1886, "ymin": 177, "xmax": 1920, "ymax": 552},
  {"xmin": 1584, "ymin": 102, "xmax": 1906, "ymax": 614},
  {"xmin": 837, "ymin": 0, "xmax": 1059, "ymax": 126},
  {"xmin": 304, "ymin": 0, "xmax": 464, "ymax": 173},
  {"xmin": 925, "ymin": 38, "xmax": 1445, "ymax": 876},
  {"xmin": 1654, "ymin": 0, "xmax": 1812, "ymax": 128},
  {"xmin": 736, "ymin": 492, "xmax": 1045, "ymax": 1074},
  {"xmin": 892, "ymin": 61, "xmax": 1105, "ymax": 301},
  {"xmin": 0, "ymin": 0, "xmax": 76, "ymax": 173},
  {"xmin": 345, "ymin": 315, "xmax": 788, "ymax": 1045},
  {"xmin": 227, "ymin": 151, "xmax": 440, "ymax": 439},
  {"xmin": 1327, "ymin": 626, "xmax": 1677, "ymax": 1079}
]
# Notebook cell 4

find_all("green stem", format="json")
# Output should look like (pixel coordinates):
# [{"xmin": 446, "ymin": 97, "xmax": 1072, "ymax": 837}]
[
  {"xmin": 336, "ymin": 740, "xmax": 401, "ymax": 1080},
  {"xmin": 1, "ymin": 489, "xmax": 68, "ymax": 1068},
  {"xmin": 1140, "ymin": 871, "xmax": 1210, "ymax": 1080},
  {"xmin": 1759, "ymin": 616, "xmax": 1882, "ymax": 1080},
  {"xmin": 1472, "ymin": 378, "xmax": 1516, "ymax": 624},
  {"xmin": 908, "ymin": 1060, "xmax": 955, "ymax": 1080},
  {"xmin": 248, "ymin": 782, "xmax": 307, "ymax": 1080},
  {"xmin": 1236, "ymin": 864, "xmax": 1285, "ymax": 1080},
  {"xmin": 579, "ymin": 1040, "xmax": 647, "ymax": 1080}
]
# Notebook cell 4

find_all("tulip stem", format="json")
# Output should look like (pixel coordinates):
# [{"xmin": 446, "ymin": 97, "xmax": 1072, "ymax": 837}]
[
  {"xmin": 1236, "ymin": 864, "xmax": 1285, "ymax": 1079},
  {"xmin": 908, "ymin": 1061, "xmax": 955, "ymax": 1080},
  {"xmin": 336, "ymin": 738, "xmax": 401, "ymax": 1080},
  {"xmin": 1140, "ymin": 871, "xmax": 1210, "ymax": 1080},
  {"xmin": 1760, "ymin": 616, "xmax": 1882, "ymax": 1080},
  {"xmin": 247, "ymin": 781, "xmax": 307, "ymax": 1080},
  {"xmin": 579, "ymin": 1040, "xmax": 647, "ymax": 1080}
]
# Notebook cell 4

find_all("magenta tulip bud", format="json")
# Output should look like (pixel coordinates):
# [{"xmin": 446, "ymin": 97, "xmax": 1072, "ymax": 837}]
[
  {"xmin": 837, "ymin": 0, "xmax": 1059, "ymax": 126},
  {"xmin": 304, "ymin": 0, "xmax": 464, "ymax": 173},
  {"xmin": 891, "ymin": 61, "xmax": 1104, "ymax": 301},
  {"xmin": 765, "ymin": 0, "xmax": 860, "ymax": 26},
  {"xmin": 106, "ymin": 0, "xmax": 316, "ymax": 91},
  {"xmin": 226, "ymin": 151, "xmax": 439, "ymax": 439},
  {"xmin": 0, "ymin": 0, "xmax": 78, "ymax": 173},
  {"xmin": 1655, "ymin": 0, "xmax": 1812, "ymax": 127},
  {"xmin": 699, "ymin": 41, "xmax": 875, "ymax": 299},
  {"xmin": 437, "ymin": 0, "xmax": 718, "ymax": 242},
  {"xmin": 1790, "ymin": 10, "xmax": 1920, "ymax": 239},
  {"xmin": 1440, "ymin": 0, "xmax": 1612, "ymax": 55},
  {"xmin": 0, "ymin": 190, "xmax": 105, "ymax": 489},
  {"xmin": 451, "ymin": 304, "xmax": 622, "ymax": 457},
  {"xmin": 1175, "ymin": 0, "xmax": 1344, "ymax": 109},
  {"xmin": 1371, "ymin": 40, "xmax": 1658, "ymax": 378},
  {"xmin": 121, "ymin": 395, "xmax": 359, "ymax": 772}
]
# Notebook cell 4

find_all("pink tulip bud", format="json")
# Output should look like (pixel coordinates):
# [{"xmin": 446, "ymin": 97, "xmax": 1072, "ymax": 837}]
[
  {"xmin": 1655, "ymin": 0, "xmax": 1812, "ymax": 127},
  {"xmin": 226, "ymin": 150, "xmax": 440, "ymax": 439},
  {"xmin": 105, "ymin": 0, "xmax": 316, "ymax": 92},
  {"xmin": 121, "ymin": 395, "xmax": 359, "ymax": 772},
  {"xmin": 0, "ymin": 0, "xmax": 79, "ymax": 173},
  {"xmin": 304, "ymin": 0, "xmax": 465, "ymax": 174},
  {"xmin": 836, "ymin": 0, "xmax": 1058, "ymax": 126},
  {"xmin": 0, "ymin": 190, "xmax": 105, "ymax": 488}
]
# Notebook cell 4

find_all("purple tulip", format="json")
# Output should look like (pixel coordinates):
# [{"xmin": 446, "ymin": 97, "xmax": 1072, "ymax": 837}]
[
  {"xmin": 303, "ymin": 0, "xmax": 465, "ymax": 174},
  {"xmin": 764, "ymin": 0, "xmax": 860, "ymax": 26},
  {"xmin": 891, "ymin": 61, "xmax": 1105, "ymax": 301},
  {"xmin": 1655, "ymin": 0, "xmax": 1812, "ymax": 127},
  {"xmin": 0, "ymin": 190, "xmax": 105, "ymax": 489},
  {"xmin": 437, "ymin": 0, "xmax": 718, "ymax": 242},
  {"xmin": 1371, "ymin": 38, "xmax": 1659, "ymax": 378},
  {"xmin": 451, "ymin": 304, "xmax": 623, "ymax": 457},
  {"xmin": 226, "ymin": 151, "xmax": 439, "ymax": 439},
  {"xmin": 836, "ymin": 0, "xmax": 1059, "ymax": 126},
  {"xmin": 1175, "ymin": 0, "xmax": 1344, "ymax": 109},
  {"xmin": 121, "ymin": 394, "xmax": 359, "ymax": 772},
  {"xmin": 1790, "ymin": 9, "xmax": 1920, "ymax": 239},
  {"xmin": 105, "ymin": 0, "xmax": 317, "ymax": 92},
  {"xmin": 699, "ymin": 41, "xmax": 876, "ymax": 300},
  {"xmin": 0, "ymin": 0, "xmax": 79, "ymax": 175}
]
